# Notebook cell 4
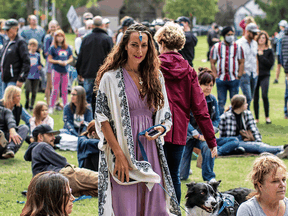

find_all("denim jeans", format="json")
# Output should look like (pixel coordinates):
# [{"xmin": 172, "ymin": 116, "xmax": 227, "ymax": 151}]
[
  {"xmin": 237, "ymin": 135, "xmax": 283, "ymax": 154},
  {"xmin": 216, "ymin": 79, "xmax": 240, "ymax": 115},
  {"xmin": 2, "ymin": 81, "xmax": 16, "ymax": 95},
  {"xmin": 217, "ymin": 137, "xmax": 239, "ymax": 156},
  {"xmin": 285, "ymin": 75, "xmax": 288, "ymax": 117},
  {"xmin": 0, "ymin": 72, "xmax": 3, "ymax": 99},
  {"xmin": 22, "ymin": 107, "xmax": 31, "ymax": 128},
  {"xmin": 240, "ymin": 73, "xmax": 258, "ymax": 110},
  {"xmin": 83, "ymin": 78, "xmax": 95, "ymax": 104},
  {"xmin": 179, "ymin": 138, "xmax": 215, "ymax": 182},
  {"xmin": 163, "ymin": 143, "xmax": 185, "ymax": 203}
]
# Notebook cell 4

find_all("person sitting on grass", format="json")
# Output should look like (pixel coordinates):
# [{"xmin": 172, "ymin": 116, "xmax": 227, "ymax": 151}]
[
  {"xmin": 78, "ymin": 120, "xmax": 99, "ymax": 172},
  {"xmin": 21, "ymin": 171, "xmax": 75, "ymax": 216},
  {"xmin": 237, "ymin": 154, "xmax": 288, "ymax": 216},
  {"xmin": 0, "ymin": 103, "xmax": 29, "ymax": 159},
  {"xmin": 63, "ymin": 86, "xmax": 93, "ymax": 137},
  {"xmin": 25, "ymin": 101, "xmax": 55, "ymax": 144},
  {"xmin": 24, "ymin": 124, "xmax": 98, "ymax": 197},
  {"xmin": 179, "ymin": 67, "xmax": 240, "ymax": 182},
  {"xmin": 219, "ymin": 94, "xmax": 288, "ymax": 158},
  {"xmin": 0, "ymin": 85, "xmax": 31, "ymax": 128}
]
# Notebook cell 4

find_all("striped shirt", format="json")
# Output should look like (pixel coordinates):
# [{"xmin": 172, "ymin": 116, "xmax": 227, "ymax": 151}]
[{"xmin": 210, "ymin": 41, "xmax": 244, "ymax": 81}]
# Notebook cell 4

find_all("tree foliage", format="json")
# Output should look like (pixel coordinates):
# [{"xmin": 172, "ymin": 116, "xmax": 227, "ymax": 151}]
[
  {"xmin": 255, "ymin": 0, "xmax": 288, "ymax": 35},
  {"xmin": 163, "ymin": 0, "xmax": 218, "ymax": 24},
  {"xmin": 215, "ymin": 1, "xmax": 236, "ymax": 27},
  {"xmin": 0, "ymin": 0, "xmax": 28, "ymax": 19}
]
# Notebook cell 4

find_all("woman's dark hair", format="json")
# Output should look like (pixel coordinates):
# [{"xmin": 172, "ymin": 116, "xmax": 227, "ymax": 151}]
[
  {"xmin": 33, "ymin": 101, "xmax": 48, "ymax": 123},
  {"xmin": 231, "ymin": 94, "xmax": 246, "ymax": 110},
  {"xmin": 21, "ymin": 171, "xmax": 70, "ymax": 216},
  {"xmin": 80, "ymin": 120, "xmax": 99, "ymax": 139},
  {"xmin": 70, "ymin": 86, "xmax": 87, "ymax": 115},
  {"xmin": 95, "ymin": 23, "xmax": 164, "ymax": 110},
  {"xmin": 198, "ymin": 67, "xmax": 215, "ymax": 85},
  {"xmin": 256, "ymin": 30, "xmax": 271, "ymax": 48}
]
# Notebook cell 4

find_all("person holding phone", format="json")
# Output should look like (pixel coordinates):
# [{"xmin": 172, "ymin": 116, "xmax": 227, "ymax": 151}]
[{"xmin": 95, "ymin": 24, "xmax": 180, "ymax": 216}]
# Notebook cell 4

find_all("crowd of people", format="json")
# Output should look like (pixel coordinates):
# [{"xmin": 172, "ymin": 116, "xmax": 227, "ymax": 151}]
[{"xmin": 0, "ymin": 12, "xmax": 287, "ymax": 216}]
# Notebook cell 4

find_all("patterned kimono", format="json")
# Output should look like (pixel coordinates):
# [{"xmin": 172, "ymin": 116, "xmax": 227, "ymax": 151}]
[{"xmin": 95, "ymin": 67, "xmax": 181, "ymax": 215}]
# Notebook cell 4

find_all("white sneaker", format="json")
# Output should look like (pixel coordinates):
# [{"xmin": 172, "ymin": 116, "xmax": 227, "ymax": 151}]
[
  {"xmin": 208, "ymin": 178, "xmax": 217, "ymax": 184},
  {"xmin": 48, "ymin": 107, "xmax": 54, "ymax": 114}
]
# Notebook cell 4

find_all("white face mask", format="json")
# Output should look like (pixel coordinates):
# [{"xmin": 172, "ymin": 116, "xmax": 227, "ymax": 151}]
[{"xmin": 225, "ymin": 35, "xmax": 234, "ymax": 44}]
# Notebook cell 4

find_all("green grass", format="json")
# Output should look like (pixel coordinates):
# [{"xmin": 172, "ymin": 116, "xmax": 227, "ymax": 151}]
[{"xmin": 1, "ymin": 34, "xmax": 288, "ymax": 215}]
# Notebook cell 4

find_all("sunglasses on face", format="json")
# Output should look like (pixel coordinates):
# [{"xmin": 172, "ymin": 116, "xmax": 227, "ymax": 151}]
[{"xmin": 84, "ymin": 17, "xmax": 93, "ymax": 20}]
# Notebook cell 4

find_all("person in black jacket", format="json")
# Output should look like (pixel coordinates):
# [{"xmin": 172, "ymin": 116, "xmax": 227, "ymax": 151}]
[
  {"xmin": 254, "ymin": 31, "xmax": 274, "ymax": 124},
  {"xmin": 0, "ymin": 105, "xmax": 29, "ymax": 159},
  {"xmin": 282, "ymin": 26, "xmax": 288, "ymax": 119},
  {"xmin": 0, "ymin": 19, "xmax": 30, "ymax": 93},
  {"xmin": 24, "ymin": 124, "xmax": 99, "ymax": 197},
  {"xmin": 176, "ymin": 16, "xmax": 198, "ymax": 67},
  {"xmin": 207, "ymin": 23, "xmax": 220, "ymax": 61},
  {"xmin": 76, "ymin": 16, "xmax": 113, "ymax": 108}
]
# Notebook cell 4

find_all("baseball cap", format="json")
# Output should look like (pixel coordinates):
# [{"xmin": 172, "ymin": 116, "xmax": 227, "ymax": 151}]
[
  {"xmin": 176, "ymin": 16, "xmax": 191, "ymax": 24},
  {"xmin": 18, "ymin": 18, "xmax": 25, "ymax": 23},
  {"xmin": 245, "ymin": 23, "xmax": 260, "ymax": 33},
  {"xmin": 2, "ymin": 19, "xmax": 18, "ymax": 30},
  {"xmin": 32, "ymin": 124, "xmax": 60, "ymax": 138},
  {"xmin": 122, "ymin": 18, "xmax": 135, "ymax": 28},
  {"xmin": 102, "ymin": 18, "xmax": 110, "ymax": 24},
  {"xmin": 151, "ymin": 19, "xmax": 164, "ymax": 26},
  {"xmin": 279, "ymin": 20, "xmax": 287, "ymax": 27}
]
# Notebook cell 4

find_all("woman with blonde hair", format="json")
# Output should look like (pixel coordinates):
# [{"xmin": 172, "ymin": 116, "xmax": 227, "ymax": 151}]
[
  {"xmin": 0, "ymin": 85, "xmax": 31, "ymax": 127},
  {"xmin": 0, "ymin": 86, "xmax": 29, "ymax": 158},
  {"xmin": 237, "ymin": 154, "xmax": 288, "ymax": 215},
  {"xmin": 154, "ymin": 22, "xmax": 217, "ymax": 200},
  {"xmin": 254, "ymin": 30, "xmax": 274, "ymax": 124}
]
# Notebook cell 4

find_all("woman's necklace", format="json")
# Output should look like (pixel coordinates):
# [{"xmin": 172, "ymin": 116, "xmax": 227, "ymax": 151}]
[
  {"xmin": 125, "ymin": 65, "xmax": 144, "ymax": 98},
  {"xmin": 258, "ymin": 197, "xmax": 280, "ymax": 216}
]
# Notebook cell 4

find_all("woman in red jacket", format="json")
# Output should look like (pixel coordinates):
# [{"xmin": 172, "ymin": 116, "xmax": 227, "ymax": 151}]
[{"xmin": 154, "ymin": 22, "xmax": 217, "ymax": 202}]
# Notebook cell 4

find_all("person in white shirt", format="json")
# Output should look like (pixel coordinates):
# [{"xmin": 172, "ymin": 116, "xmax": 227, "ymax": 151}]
[
  {"xmin": 102, "ymin": 18, "xmax": 113, "ymax": 37},
  {"xmin": 237, "ymin": 23, "xmax": 260, "ymax": 109}
]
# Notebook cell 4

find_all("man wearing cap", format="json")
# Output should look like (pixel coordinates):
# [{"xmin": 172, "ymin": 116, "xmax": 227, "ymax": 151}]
[
  {"xmin": 103, "ymin": 18, "xmax": 113, "ymax": 37},
  {"xmin": 77, "ymin": 12, "xmax": 94, "ymax": 37},
  {"xmin": 0, "ymin": 19, "xmax": 30, "ymax": 91},
  {"xmin": 74, "ymin": 19, "xmax": 94, "ymax": 55},
  {"xmin": 20, "ymin": 15, "xmax": 45, "ymax": 52},
  {"xmin": 274, "ymin": 20, "xmax": 287, "ymax": 84},
  {"xmin": 237, "ymin": 23, "xmax": 260, "ymax": 109},
  {"xmin": 76, "ymin": 16, "xmax": 113, "ymax": 107},
  {"xmin": 0, "ymin": 104, "xmax": 29, "ymax": 159},
  {"xmin": 24, "ymin": 124, "xmax": 98, "ymax": 197},
  {"xmin": 210, "ymin": 26, "xmax": 245, "ymax": 115},
  {"xmin": 116, "ymin": 17, "xmax": 135, "ymax": 45},
  {"xmin": 176, "ymin": 16, "xmax": 198, "ymax": 67}
]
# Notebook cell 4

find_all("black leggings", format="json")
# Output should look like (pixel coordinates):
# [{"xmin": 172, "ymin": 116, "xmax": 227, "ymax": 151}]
[{"xmin": 253, "ymin": 75, "xmax": 270, "ymax": 119}]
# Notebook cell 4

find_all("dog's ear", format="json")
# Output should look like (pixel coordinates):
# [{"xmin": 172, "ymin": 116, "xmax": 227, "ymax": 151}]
[
  {"xmin": 186, "ymin": 181, "xmax": 196, "ymax": 189},
  {"xmin": 209, "ymin": 180, "xmax": 221, "ymax": 192}
]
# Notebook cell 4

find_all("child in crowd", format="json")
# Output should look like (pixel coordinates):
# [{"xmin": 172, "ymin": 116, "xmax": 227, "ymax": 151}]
[
  {"xmin": 29, "ymin": 101, "xmax": 54, "ymax": 133},
  {"xmin": 25, "ymin": 39, "xmax": 42, "ymax": 111},
  {"xmin": 48, "ymin": 29, "xmax": 73, "ymax": 114}
]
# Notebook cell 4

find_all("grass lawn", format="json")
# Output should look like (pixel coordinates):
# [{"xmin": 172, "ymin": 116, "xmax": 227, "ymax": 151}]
[{"xmin": 1, "ymin": 34, "xmax": 288, "ymax": 215}]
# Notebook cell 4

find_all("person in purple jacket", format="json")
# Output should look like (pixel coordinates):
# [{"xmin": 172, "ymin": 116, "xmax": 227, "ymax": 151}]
[
  {"xmin": 154, "ymin": 22, "xmax": 217, "ymax": 202},
  {"xmin": 25, "ymin": 39, "xmax": 42, "ymax": 110}
]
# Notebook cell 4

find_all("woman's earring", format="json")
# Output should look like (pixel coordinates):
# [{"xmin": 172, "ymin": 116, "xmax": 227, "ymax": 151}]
[{"xmin": 139, "ymin": 31, "xmax": 142, "ymax": 42}]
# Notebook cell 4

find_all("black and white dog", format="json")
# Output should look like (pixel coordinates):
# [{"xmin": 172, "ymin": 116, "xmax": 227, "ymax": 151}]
[{"xmin": 185, "ymin": 181, "xmax": 252, "ymax": 216}]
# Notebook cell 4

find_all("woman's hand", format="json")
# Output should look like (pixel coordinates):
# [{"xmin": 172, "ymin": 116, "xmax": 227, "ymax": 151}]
[
  {"xmin": 210, "ymin": 147, "xmax": 217, "ymax": 158},
  {"xmin": 114, "ymin": 151, "xmax": 133, "ymax": 183},
  {"xmin": 9, "ymin": 128, "xmax": 22, "ymax": 145},
  {"xmin": 144, "ymin": 126, "xmax": 165, "ymax": 141}
]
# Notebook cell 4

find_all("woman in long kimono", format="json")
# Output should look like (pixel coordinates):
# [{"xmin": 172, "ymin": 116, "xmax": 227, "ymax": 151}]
[{"xmin": 95, "ymin": 24, "xmax": 181, "ymax": 215}]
